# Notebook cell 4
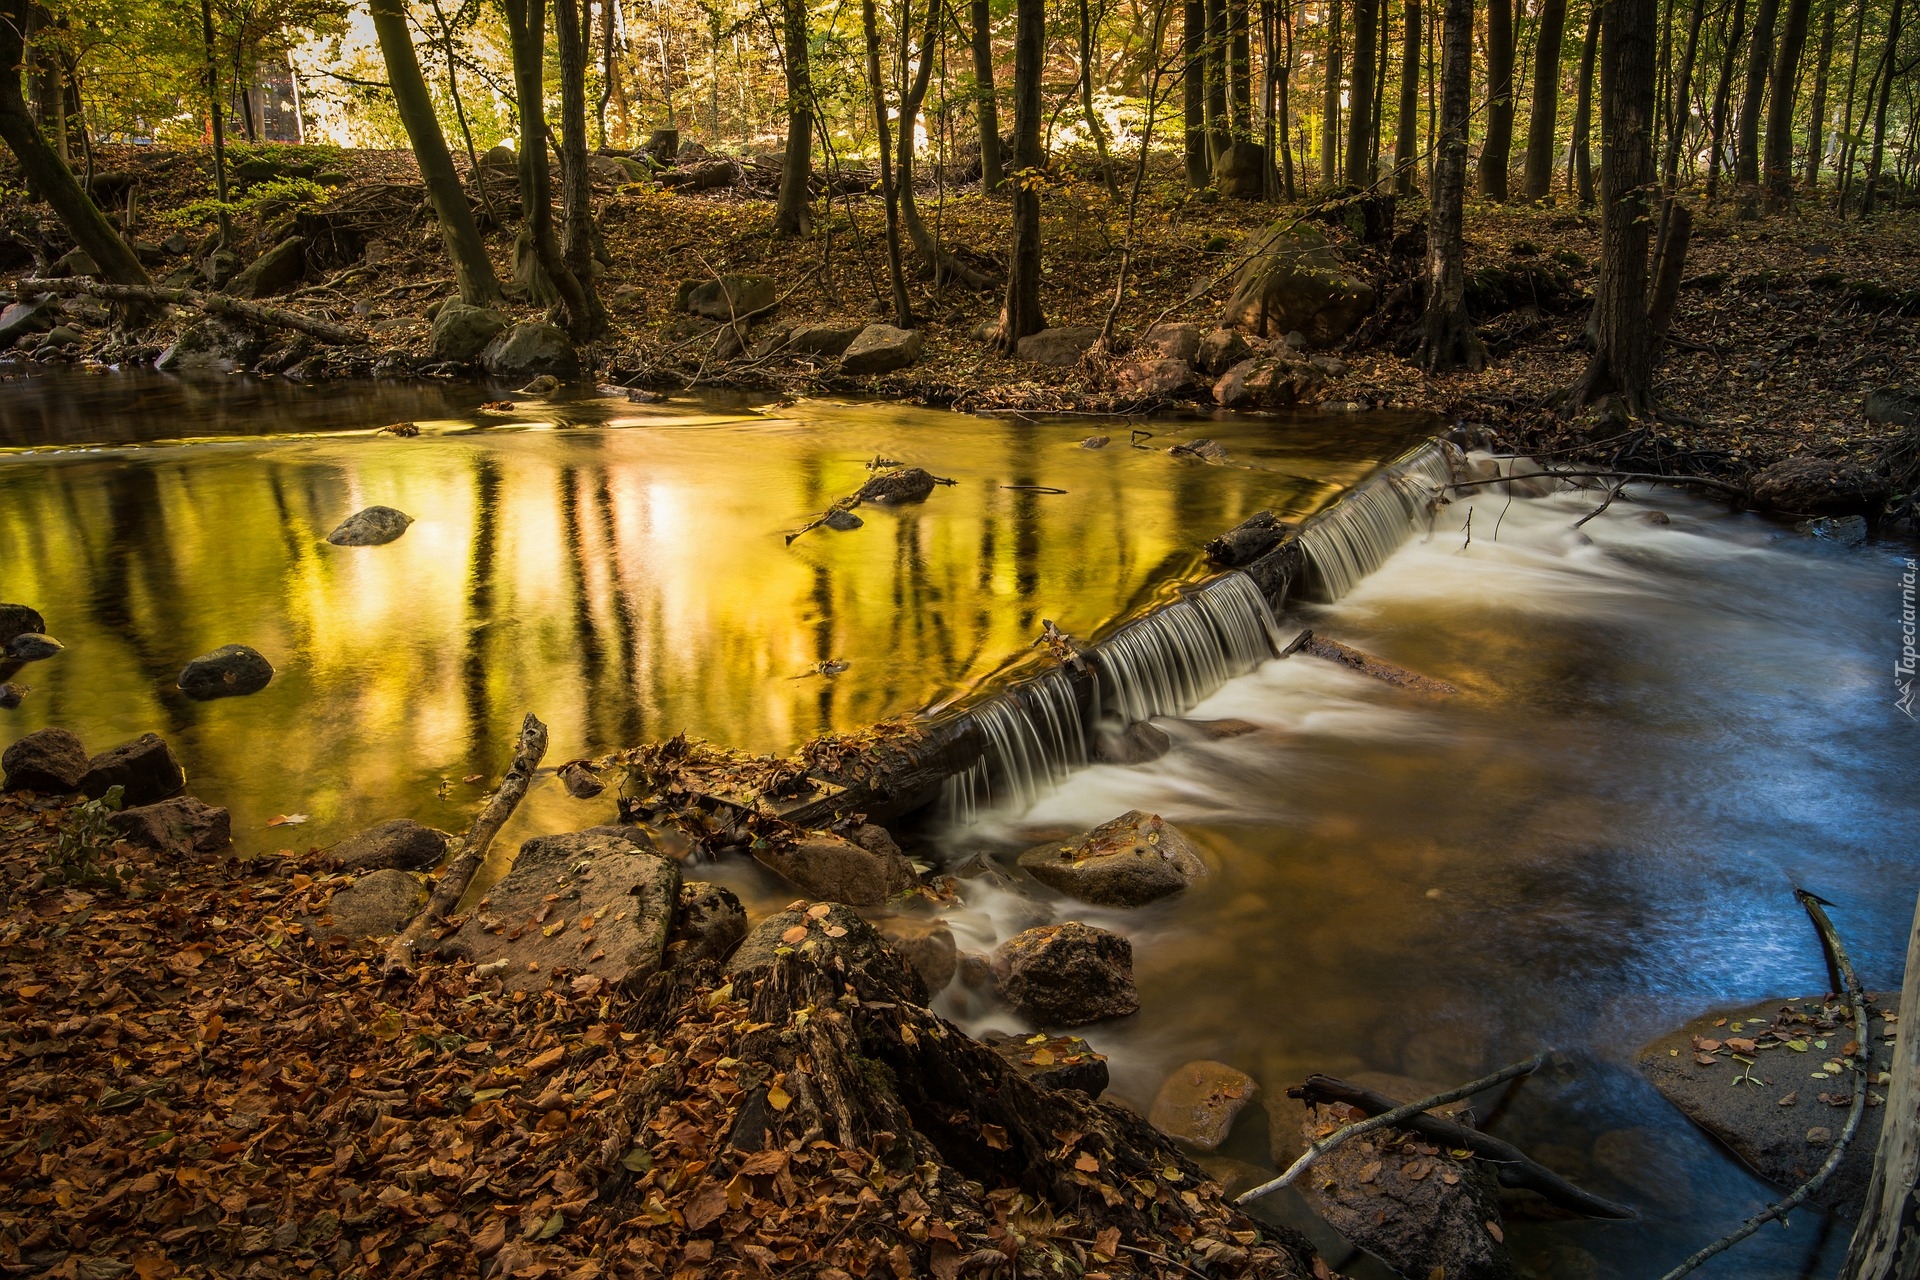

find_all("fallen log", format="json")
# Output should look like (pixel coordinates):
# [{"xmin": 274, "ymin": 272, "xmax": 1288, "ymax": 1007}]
[
  {"xmin": 1286, "ymin": 1071, "xmax": 1638, "ymax": 1220},
  {"xmin": 17, "ymin": 276, "xmax": 367, "ymax": 345},
  {"xmin": 1282, "ymin": 629, "xmax": 1459, "ymax": 696},
  {"xmin": 384, "ymin": 712, "xmax": 548, "ymax": 975}
]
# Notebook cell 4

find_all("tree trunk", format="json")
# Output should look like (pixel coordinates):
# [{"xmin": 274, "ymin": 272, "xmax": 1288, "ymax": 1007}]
[
  {"xmin": 1079, "ymin": 0, "xmax": 1118, "ymax": 191},
  {"xmin": 971, "ymin": 0, "xmax": 1006, "ymax": 190},
  {"xmin": 861, "ymin": 0, "xmax": 913, "ymax": 326},
  {"xmin": 369, "ymin": 0, "xmax": 503, "ymax": 306},
  {"xmin": 1838, "ymin": 887, "xmax": 1920, "ymax": 1280},
  {"xmin": 1804, "ymin": 0, "xmax": 1836, "ymax": 185},
  {"xmin": 1521, "ymin": 0, "xmax": 1567, "ymax": 200},
  {"xmin": 1833, "ymin": 0, "xmax": 1868, "ymax": 206},
  {"xmin": 1570, "ymin": 0, "xmax": 1599, "ymax": 205},
  {"xmin": 1394, "ymin": 0, "xmax": 1421, "ymax": 192},
  {"xmin": 503, "ymin": 0, "xmax": 592, "ymax": 325},
  {"xmin": 1184, "ymin": 0, "xmax": 1209, "ymax": 183},
  {"xmin": 1230, "ymin": 0, "xmax": 1252, "ymax": 136},
  {"xmin": 1344, "ymin": 0, "xmax": 1378, "ymax": 186},
  {"xmin": 1763, "ymin": 0, "xmax": 1812, "ymax": 205},
  {"xmin": 1277, "ymin": 0, "xmax": 1297, "ymax": 195},
  {"xmin": 0, "ymin": 0, "xmax": 147, "ymax": 287},
  {"xmin": 602, "ymin": 0, "xmax": 628, "ymax": 146},
  {"xmin": 1369, "ymin": 0, "xmax": 1389, "ymax": 180},
  {"xmin": 1572, "ymin": 0, "xmax": 1659, "ymax": 413},
  {"xmin": 997, "ymin": 0, "xmax": 1046, "ymax": 350},
  {"xmin": 1735, "ymin": 0, "xmax": 1781, "ymax": 188},
  {"xmin": 774, "ymin": 0, "xmax": 813, "ymax": 234},
  {"xmin": 1319, "ymin": 0, "xmax": 1342, "ymax": 184},
  {"xmin": 1857, "ymin": 0, "xmax": 1906, "ymax": 217},
  {"xmin": 1706, "ymin": 0, "xmax": 1749, "ymax": 200},
  {"xmin": 1205, "ymin": 0, "xmax": 1230, "ymax": 158},
  {"xmin": 1477, "ymin": 0, "xmax": 1515, "ymax": 199},
  {"xmin": 198, "ymin": 0, "xmax": 232, "ymax": 248},
  {"xmin": 1417, "ymin": 0, "xmax": 1484, "ymax": 371},
  {"xmin": 1663, "ymin": 0, "xmax": 1708, "ymax": 188},
  {"xmin": 898, "ymin": 0, "xmax": 995, "ymax": 286},
  {"xmin": 555, "ymin": 0, "xmax": 607, "ymax": 337}
]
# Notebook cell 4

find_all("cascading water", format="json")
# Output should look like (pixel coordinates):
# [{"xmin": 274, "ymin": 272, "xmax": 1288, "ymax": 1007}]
[{"xmin": 1295, "ymin": 440, "xmax": 1453, "ymax": 602}]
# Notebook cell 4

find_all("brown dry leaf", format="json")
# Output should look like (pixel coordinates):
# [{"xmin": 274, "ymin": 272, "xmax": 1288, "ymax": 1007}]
[
  {"xmin": 822, "ymin": 924, "xmax": 848, "ymax": 938},
  {"xmin": 1075, "ymin": 1153, "xmax": 1100, "ymax": 1172},
  {"xmin": 1726, "ymin": 1037, "xmax": 1758, "ymax": 1053},
  {"xmin": 1357, "ymin": 1160, "xmax": 1381, "ymax": 1184},
  {"xmin": 981, "ymin": 1123, "xmax": 1010, "ymax": 1150},
  {"xmin": 805, "ymin": 903, "xmax": 832, "ymax": 919},
  {"xmin": 766, "ymin": 1082, "xmax": 792, "ymax": 1110},
  {"xmin": 528, "ymin": 1045, "xmax": 565, "ymax": 1072},
  {"xmin": 1094, "ymin": 1225, "xmax": 1121, "ymax": 1260},
  {"xmin": 1778, "ymin": 1091, "xmax": 1798, "ymax": 1106},
  {"xmin": 683, "ymin": 1180, "xmax": 729, "ymax": 1231},
  {"xmin": 1485, "ymin": 1220, "xmax": 1504, "ymax": 1243},
  {"xmin": 1694, "ymin": 1054, "xmax": 1719, "ymax": 1066},
  {"xmin": 1692, "ymin": 1037, "xmax": 1722, "ymax": 1052},
  {"xmin": 780, "ymin": 925, "xmax": 809, "ymax": 944}
]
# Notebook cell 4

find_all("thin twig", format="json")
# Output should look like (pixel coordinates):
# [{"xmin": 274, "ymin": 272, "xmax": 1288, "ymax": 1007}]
[{"xmin": 1451, "ymin": 468, "xmax": 1748, "ymax": 497}]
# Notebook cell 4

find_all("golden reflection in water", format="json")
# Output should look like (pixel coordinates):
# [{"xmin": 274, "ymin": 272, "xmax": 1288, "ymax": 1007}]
[{"xmin": 0, "ymin": 395, "xmax": 1429, "ymax": 845}]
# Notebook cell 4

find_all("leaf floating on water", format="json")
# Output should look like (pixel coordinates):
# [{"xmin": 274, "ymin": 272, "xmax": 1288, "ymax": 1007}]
[
  {"xmin": 265, "ymin": 814, "xmax": 308, "ymax": 827},
  {"xmin": 463, "ymin": 774, "xmax": 483, "ymax": 784}
]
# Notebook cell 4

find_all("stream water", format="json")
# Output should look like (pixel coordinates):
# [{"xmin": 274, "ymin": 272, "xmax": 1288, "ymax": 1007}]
[{"xmin": 3, "ymin": 372, "xmax": 1913, "ymax": 1278}]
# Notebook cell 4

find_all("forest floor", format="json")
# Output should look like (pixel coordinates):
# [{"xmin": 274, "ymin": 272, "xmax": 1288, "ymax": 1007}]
[{"xmin": 4, "ymin": 143, "xmax": 1919, "ymax": 498}]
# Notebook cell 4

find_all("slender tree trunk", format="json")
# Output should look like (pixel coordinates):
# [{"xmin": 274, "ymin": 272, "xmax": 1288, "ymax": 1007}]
[
  {"xmin": 1369, "ymin": 0, "xmax": 1390, "ymax": 180},
  {"xmin": 1858, "ymin": 0, "xmax": 1906, "ymax": 217},
  {"xmin": 899, "ymin": 0, "xmax": 994, "ymax": 283},
  {"xmin": 1706, "ymin": 0, "xmax": 1749, "ymax": 199},
  {"xmin": 1205, "ymin": 0, "xmax": 1230, "ymax": 158},
  {"xmin": 603, "ymin": 0, "xmax": 628, "ymax": 146},
  {"xmin": 1521, "ymin": 0, "xmax": 1568, "ymax": 199},
  {"xmin": 198, "ymin": 0, "xmax": 232, "ymax": 248},
  {"xmin": 1344, "ymin": 0, "xmax": 1378, "ymax": 185},
  {"xmin": 970, "ymin": 0, "xmax": 1006, "ymax": 189},
  {"xmin": 1574, "ymin": 0, "xmax": 1659, "ymax": 412},
  {"xmin": 861, "ymin": 0, "xmax": 913, "ymax": 325},
  {"xmin": 1319, "ymin": 0, "xmax": 1343, "ymax": 184},
  {"xmin": 503, "ymin": 0, "xmax": 591, "ymax": 326},
  {"xmin": 0, "ymin": 0, "xmax": 148, "ymax": 286},
  {"xmin": 1662, "ymin": 0, "xmax": 1708, "ymax": 188},
  {"xmin": 1735, "ymin": 0, "xmax": 1781, "ymax": 187},
  {"xmin": 1804, "ymin": 0, "xmax": 1836, "ymax": 185},
  {"xmin": 997, "ymin": 0, "xmax": 1045, "ymax": 349},
  {"xmin": 1079, "ymin": 0, "xmax": 1118, "ymax": 190},
  {"xmin": 1394, "ymin": 0, "xmax": 1421, "ymax": 192},
  {"xmin": 1570, "ymin": 0, "xmax": 1599, "ymax": 205},
  {"xmin": 1184, "ymin": 0, "xmax": 1209, "ymax": 182},
  {"xmin": 555, "ymin": 0, "xmax": 607, "ymax": 337},
  {"xmin": 1417, "ymin": 0, "xmax": 1484, "ymax": 371},
  {"xmin": 1277, "ymin": 0, "xmax": 1297, "ymax": 195},
  {"xmin": 1230, "ymin": 0, "xmax": 1253, "ymax": 135},
  {"xmin": 1478, "ymin": 0, "xmax": 1515, "ymax": 198},
  {"xmin": 1763, "ymin": 0, "xmax": 1812, "ymax": 204},
  {"xmin": 370, "ymin": 0, "xmax": 503, "ymax": 305},
  {"xmin": 426, "ymin": 0, "xmax": 493, "ymax": 227},
  {"xmin": 1833, "ymin": 0, "xmax": 1868, "ymax": 208},
  {"xmin": 774, "ymin": 0, "xmax": 813, "ymax": 234}
]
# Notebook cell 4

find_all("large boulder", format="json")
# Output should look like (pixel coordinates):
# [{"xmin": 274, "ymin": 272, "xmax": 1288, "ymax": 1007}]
[
  {"xmin": 0, "ymin": 296, "xmax": 56, "ymax": 349},
  {"xmin": 1749, "ymin": 456, "xmax": 1890, "ymax": 517},
  {"xmin": 81, "ymin": 733, "xmax": 186, "ymax": 806},
  {"xmin": 2, "ymin": 727, "xmax": 89, "ymax": 793},
  {"xmin": 1196, "ymin": 327, "xmax": 1252, "ymax": 376},
  {"xmin": 226, "ymin": 236, "xmax": 308, "ymax": 299},
  {"xmin": 726, "ymin": 900, "xmax": 929, "ymax": 1005},
  {"xmin": 106, "ymin": 796, "xmax": 231, "ymax": 855},
  {"xmin": 326, "ymin": 506, "xmax": 413, "ymax": 546},
  {"xmin": 1115, "ymin": 358, "xmax": 1194, "ymax": 397},
  {"xmin": 1016, "ymin": 325, "xmax": 1099, "ymax": 367},
  {"xmin": 156, "ymin": 318, "xmax": 262, "ymax": 374},
  {"xmin": 1864, "ymin": 386, "xmax": 1919, "ymax": 428},
  {"xmin": 1220, "ymin": 225, "xmax": 1375, "ymax": 345},
  {"xmin": 479, "ymin": 144, "xmax": 517, "ymax": 170},
  {"xmin": 1016, "ymin": 810, "xmax": 1206, "ymax": 907},
  {"xmin": 446, "ymin": 831, "xmax": 680, "ymax": 991},
  {"xmin": 481, "ymin": 321, "xmax": 580, "ymax": 379},
  {"xmin": 325, "ymin": 818, "xmax": 450, "ymax": 873},
  {"xmin": 753, "ymin": 830, "xmax": 917, "ymax": 907},
  {"xmin": 1149, "ymin": 1060, "xmax": 1260, "ymax": 1150},
  {"xmin": 177, "ymin": 644, "xmax": 274, "ymax": 699},
  {"xmin": 429, "ymin": 301, "xmax": 511, "ymax": 361},
  {"xmin": 1213, "ymin": 354, "xmax": 1324, "ymax": 409},
  {"xmin": 685, "ymin": 273, "xmax": 776, "ymax": 320},
  {"xmin": 0, "ymin": 604, "xmax": 44, "ymax": 650},
  {"xmin": 992, "ymin": 922, "xmax": 1139, "ymax": 1027},
  {"xmin": 663, "ymin": 881, "xmax": 748, "ymax": 968},
  {"xmin": 1213, "ymin": 140, "xmax": 1271, "ymax": 200},
  {"xmin": 1140, "ymin": 322, "xmax": 1201, "ymax": 363},
  {"xmin": 787, "ymin": 322, "xmax": 865, "ymax": 356},
  {"xmin": 308, "ymin": 869, "xmax": 428, "ymax": 944},
  {"xmin": 841, "ymin": 324, "xmax": 924, "ymax": 374}
]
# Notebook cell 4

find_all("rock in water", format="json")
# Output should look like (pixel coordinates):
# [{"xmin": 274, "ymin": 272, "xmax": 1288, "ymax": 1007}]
[
  {"xmin": 155, "ymin": 318, "xmax": 261, "ymax": 374},
  {"xmin": 1749, "ymin": 456, "xmax": 1889, "ymax": 518},
  {"xmin": 326, "ymin": 506, "xmax": 414, "ymax": 546},
  {"xmin": 992, "ymin": 922, "xmax": 1139, "ymax": 1026},
  {"xmin": 1220, "ymin": 225, "xmax": 1375, "ymax": 345},
  {"xmin": 308, "ymin": 869, "xmax": 429, "ymax": 944},
  {"xmin": 753, "ymin": 830, "xmax": 917, "ymax": 906},
  {"xmin": 325, "ymin": 818, "xmax": 451, "ymax": 872},
  {"xmin": 982, "ymin": 1031, "xmax": 1110, "ymax": 1096},
  {"xmin": 726, "ymin": 901, "xmax": 928, "ymax": 1005},
  {"xmin": 822, "ymin": 508, "xmax": 864, "ymax": 530},
  {"xmin": 0, "ymin": 603, "xmax": 45, "ymax": 648},
  {"xmin": 877, "ymin": 917, "xmax": 958, "ymax": 992},
  {"xmin": 0, "ymin": 683, "xmax": 24, "ymax": 708},
  {"xmin": 559, "ymin": 761, "xmax": 605, "ymax": 798},
  {"xmin": 664, "ymin": 881, "xmax": 748, "ymax": 968},
  {"xmin": 1150, "ymin": 1060, "xmax": 1260, "ymax": 1150},
  {"xmin": 177, "ymin": 644, "xmax": 274, "ymax": 698},
  {"xmin": 1017, "ymin": 810, "xmax": 1206, "ymax": 907},
  {"xmin": 1205, "ymin": 509, "xmax": 1295, "ymax": 567},
  {"xmin": 446, "ymin": 831, "xmax": 680, "ymax": 991},
  {"xmin": 81, "ymin": 733, "xmax": 186, "ymax": 806},
  {"xmin": 1092, "ymin": 720, "xmax": 1174, "ymax": 765},
  {"xmin": 481, "ymin": 321, "xmax": 580, "ymax": 379},
  {"xmin": 855, "ymin": 467, "xmax": 938, "ymax": 505},
  {"xmin": 1016, "ymin": 326, "xmax": 1100, "ymax": 367},
  {"xmin": 840, "ymin": 324, "xmax": 924, "ymax": 374},
  {"xmin": 8, "ymin": 632, "xmax": 62, "ymax": 661},
  {"xmin": 106, "ymin": 796, "xmax": 232, "ymax": 854},
  {"xmin": 428, "ymin": 300, "xmax": 510, "ymax": 362},
  {"xmin": 2, "ymin": 727, "xmax": 89, "ymax": 793}
]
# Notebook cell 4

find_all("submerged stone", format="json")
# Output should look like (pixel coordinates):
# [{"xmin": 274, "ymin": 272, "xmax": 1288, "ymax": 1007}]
[
  {"xmin": 178, "ymin": 644, "xmax": 274, "ymax": 698},
  {"xmin": 1150, "ymin": 1060, "xmax": 1260, "ymax": 1150},
  {"xmin": 8, "ymin": 632, "xmax": 63, "ymax": 661},
  {"xmin": 753, "ymin": 830, "xmax": 917, "ymax": 907},
  {"xmin": 326, "ymin": 506, "xmax": 414, "ymax": 546},
  {"xmin": 877, "ymin": 917, "xmax": 958, "ymax": 992}
]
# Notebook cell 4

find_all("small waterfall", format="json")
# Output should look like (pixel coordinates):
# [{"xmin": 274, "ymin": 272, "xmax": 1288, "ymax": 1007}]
[
  {"xmin": 965, "ymin": 668, "xmax": 1090, "ymax": 812},
  {"xmin": 1296, "ymin": 441, "xmax": 1452, "ymax": 602}
]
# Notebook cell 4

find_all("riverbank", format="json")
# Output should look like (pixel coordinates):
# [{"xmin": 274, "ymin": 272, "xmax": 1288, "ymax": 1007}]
[{"xmin": 5, "ymin": 143, "xmax": 1917, "ymax": 521}]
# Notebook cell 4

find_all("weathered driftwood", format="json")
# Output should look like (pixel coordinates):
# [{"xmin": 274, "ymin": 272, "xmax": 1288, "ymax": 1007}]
[
  {"xmin": 17, "ymin": 276, "xmax": 367, "ymax": 345},
  {"xmin": 1290, "ymin": 1072, "xmax": 1637, "ymax": 1219},
  {"xmin": 1282, "ymin": 629, "xmax": 1460, "ymax": 696},
  {"xmin": 384, "ymin": 712, "xmax": 549, "ymax": 975},
  {"xmin": 784, "ymin": 467, "xmax": 949, "ymax": 545},
  {"xmin": 1843, "ymin": 886, "xmax": 1920, "ymax": 1279}
]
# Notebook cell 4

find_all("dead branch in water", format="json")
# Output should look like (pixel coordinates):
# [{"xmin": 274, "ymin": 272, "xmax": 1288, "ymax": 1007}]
[
  {"xmin": 384, "ymin": 712, "xmax": 549, "ymax": 976},
  {"xmin": 1450, "ymin": 468, "xmax": 1748, "ymax": 498},
  {"xmin": 1282, "ymin": 629, "xmax": 1459, "ymax": 696},
  {"xmin": 1657, "ymin": 889, "xmax": 1874, "ymax": 1280},
  {"xmin": 16, "ymin": 276, "xmax": 367, "ymax": 345}
]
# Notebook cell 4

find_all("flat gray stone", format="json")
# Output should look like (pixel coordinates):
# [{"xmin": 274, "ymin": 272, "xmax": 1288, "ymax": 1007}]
[{"xmin": 326, "ymin": 506, "xmax": 413, "ymax": 546}]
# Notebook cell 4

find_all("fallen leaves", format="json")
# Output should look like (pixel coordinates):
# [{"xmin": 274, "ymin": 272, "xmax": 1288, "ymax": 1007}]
[{"xmin": 265, "ymin": 813, "xmax": 309, "ymax": 827}]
